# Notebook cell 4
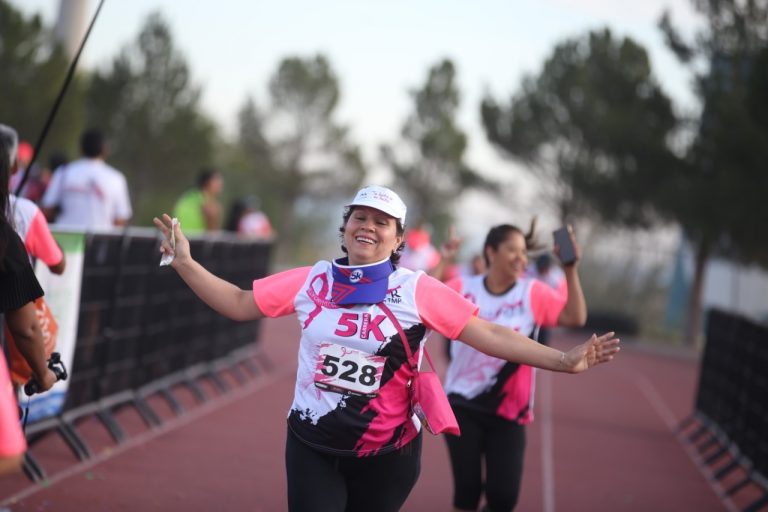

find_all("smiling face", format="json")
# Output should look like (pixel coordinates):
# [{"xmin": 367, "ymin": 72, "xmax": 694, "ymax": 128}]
[
  {"xmin": 342, "ymin": 206, "xmax": 404, "ymax": 265},
  {"xmin": 486, "ymin": 230, "xmax": 528, "ymax": 283}
]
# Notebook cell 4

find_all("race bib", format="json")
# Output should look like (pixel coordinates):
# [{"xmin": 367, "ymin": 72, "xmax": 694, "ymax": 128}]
[{"xmin": 314, "ymin": 343, "xmax": 386, "ymax": 397}]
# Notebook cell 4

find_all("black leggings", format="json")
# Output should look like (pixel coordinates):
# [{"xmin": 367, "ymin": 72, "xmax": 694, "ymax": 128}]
[
  {"xmin": 445, "ymin": 408, "xmax": 526, "ymax": 512},
  {"xmin": 285, "ymin": 428, "xmax": 422, "ymax": 512}
]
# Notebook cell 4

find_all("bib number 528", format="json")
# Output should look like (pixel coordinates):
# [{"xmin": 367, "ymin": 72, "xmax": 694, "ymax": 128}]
[
  {"xmin": 314, "ymin": 344, "xmax": 385, "ymax": 397},
  {"xmin": 320, "ymin": 355, "xmax": 378, "ymax": 386}
]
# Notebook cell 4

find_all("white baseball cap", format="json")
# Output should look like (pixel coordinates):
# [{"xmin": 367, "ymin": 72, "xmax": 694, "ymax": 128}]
[{"xmin": 347, "ymin": 186, "xmax": 407, "ymax": 225}]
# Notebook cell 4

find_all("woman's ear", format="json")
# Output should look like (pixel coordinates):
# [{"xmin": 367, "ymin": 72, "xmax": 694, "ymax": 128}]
[
  {"xmin": 394, "ymin": 232, "xmax": 405, "ymax": 253},
  {"xmin": 484, "ymin": 246, "xmax": 493, "ymax": 266}
]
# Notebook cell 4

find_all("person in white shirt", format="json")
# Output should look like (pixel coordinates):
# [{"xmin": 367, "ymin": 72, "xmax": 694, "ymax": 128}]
[{"xmin": 41, "ymin": 129, "xmax": 132, "ymax": 230}]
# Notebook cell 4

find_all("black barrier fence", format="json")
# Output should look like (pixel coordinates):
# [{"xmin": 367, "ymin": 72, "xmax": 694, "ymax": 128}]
[
  {"xmin": 21, "ymin": 229, "xmax": 272, "ymax": 481},
  {"xmin": 680, "ymin": 308, "xmax": 768, "ymax": 512},
  {"xmin": 64, "ymin": 230, "xmax": 271, "ymax": 409}
]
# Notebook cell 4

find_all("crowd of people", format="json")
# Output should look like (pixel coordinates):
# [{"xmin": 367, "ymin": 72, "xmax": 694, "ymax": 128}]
[
  {"xmin": 0, "ymin": 124, "xmax": 273, "ymax": 475},
  {"xmin": 2, "ymin": 119, "xmax": 620, "ymax": 510}
]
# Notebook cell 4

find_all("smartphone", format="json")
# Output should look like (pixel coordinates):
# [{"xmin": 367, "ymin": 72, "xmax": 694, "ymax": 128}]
[{"xmin": 553, "ymin": 226, "xmax": 577, "ymax": 265}]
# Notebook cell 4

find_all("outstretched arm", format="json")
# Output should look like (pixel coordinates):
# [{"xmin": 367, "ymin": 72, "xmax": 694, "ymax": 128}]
[
  {"xmin": 154, "ymin": 214, "xmax": 263, "ymax": 321},
  {"xmin": 457, "ymin": 316, "xmax": 619, "ymax": 373}
]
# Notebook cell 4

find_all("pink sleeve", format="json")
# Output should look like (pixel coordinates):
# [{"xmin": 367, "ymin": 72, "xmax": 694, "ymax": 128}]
[
  {"xmin": 0, "ymin": 352, "xmax": 26, "ymax": 457},
  {"xmin": 530, "ymin": 280, "xmax": 567, "ymax": 327},
  {"xmin": 444, "ymin": 275, "xmax": 464, "ymax": 293},
  {"xmin": 252, "ymin": 267, "xmax": 311, "ymax": 317},
  {"xmin": 416, "ymin": 274, "xmax": 478, "ymax": 339},
  {"xmin": 24, "ymin": 210, "xmax": 63, "ymax": 267}
]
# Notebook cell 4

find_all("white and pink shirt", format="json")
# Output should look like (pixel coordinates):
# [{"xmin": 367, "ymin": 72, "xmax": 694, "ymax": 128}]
[
  {"xmin": 9, "ymin": 195, "xmax": 63, "ymax": 267},
  {"xmin": 443, "ymin": 275, "xmax": 566, "ymax": 424},
  {"xmin": 253, "ymin": 262, "xmax": 477, "ymax": 457}
]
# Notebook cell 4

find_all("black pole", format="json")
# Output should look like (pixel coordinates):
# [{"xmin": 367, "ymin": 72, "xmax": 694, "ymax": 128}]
[{"xmin": 14, "ymin": 0, "xmax": 107, "ymax": 196}]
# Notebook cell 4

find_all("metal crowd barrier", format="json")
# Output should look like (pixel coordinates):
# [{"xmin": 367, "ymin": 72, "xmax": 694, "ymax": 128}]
[
  {"xmin": 20, "ymin": 228, "xmax": 272, "ymax": 481},
  {"xmin": 678, "ymin": 308, "xmax": 768, "ymax": 512}
]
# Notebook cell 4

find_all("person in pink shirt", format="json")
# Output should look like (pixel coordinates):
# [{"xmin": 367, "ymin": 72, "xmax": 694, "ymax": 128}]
[
  {"xmin": 1, "ymin": 125, "xmax": 58, "ymax": 474},
  {"xmin": 3, "ymin": 124, "xmax": 65, "ymax": 387},
  {"xmin": 442, "ymin": 223, "xmax": 588, "ymax": 512},
  {"xmin": 154, "ymin": 186, "xmax": 619, "ymax": 512}
]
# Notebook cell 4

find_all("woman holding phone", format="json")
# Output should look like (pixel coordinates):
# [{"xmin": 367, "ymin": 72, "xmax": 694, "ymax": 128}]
[{"xmin": 442, "ymin": 223, "xmax": 587, "ymax": 512}]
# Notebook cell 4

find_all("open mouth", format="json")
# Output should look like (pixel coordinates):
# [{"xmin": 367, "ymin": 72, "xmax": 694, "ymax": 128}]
[{"xmin": 355, "ymin": 236, "xmax": 376, "ymax": 245}]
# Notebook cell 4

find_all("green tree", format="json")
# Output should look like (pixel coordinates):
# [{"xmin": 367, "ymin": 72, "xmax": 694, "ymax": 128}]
[
  {"xmin": 660, "ymin": 0, "xmax": 768, "ymax": 345},
  {"xmin": 0, "ymin": 0, "xmax": 85, "ymax": 163},
  {"xmin": 481, "ymin": 29, "xmax": 680, "ymax": 227},
  {"xmin": 85, "ymin": 12, "xmax": 217, "ymax": 224},
  {"xmin": 237, "ymin": 55, "xmax": 367, "ymax": 264},
  {"xmin": 381, "ymin": 59, "xmax": 493, "ymax": 234}
]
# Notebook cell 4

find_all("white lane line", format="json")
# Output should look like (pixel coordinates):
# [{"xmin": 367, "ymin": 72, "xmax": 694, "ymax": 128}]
[
  {"xmin": 1, "ymin": 367, "xmax": 292, "ymax": 507},
  {"xmin": 540, "ymin": 370, "xmax": 556, "ymax": 512},
  {"xmin": 633, "ymin": 373, "xmax": 739, "ymax": 512}
]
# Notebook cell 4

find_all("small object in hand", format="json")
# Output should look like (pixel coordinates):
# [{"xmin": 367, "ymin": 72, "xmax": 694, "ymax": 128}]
[
  {"xmin": 552, "ymin": 226, "xmax": 577, "ymax": 266},
  {"xmin": 159, "ymin": 217, "xmax": 178, "ymax": 267}
]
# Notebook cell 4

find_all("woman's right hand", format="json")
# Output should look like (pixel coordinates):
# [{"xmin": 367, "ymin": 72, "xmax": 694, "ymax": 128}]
[
  {"xmin": 153, "ymin": 213, "xmax": 191, "ymax": 268},
  {"xmin": 561, "ymin": 332, "xmax": 620, "ymax": 373}
]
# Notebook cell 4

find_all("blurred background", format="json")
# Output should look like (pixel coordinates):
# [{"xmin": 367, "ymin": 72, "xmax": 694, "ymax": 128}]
[{"xmin": 3, "ymin": 0, "xmax": 767, "ymax": 349}]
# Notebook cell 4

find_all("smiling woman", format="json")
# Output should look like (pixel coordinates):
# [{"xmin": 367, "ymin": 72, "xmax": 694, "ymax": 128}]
[{"xmin": 153, "ymin": 185, "xmax": 619, "ymax": 512}]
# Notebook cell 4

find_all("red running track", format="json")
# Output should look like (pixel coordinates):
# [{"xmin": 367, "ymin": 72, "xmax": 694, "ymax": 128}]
[{"xmin": 0, "ymin": 316, "xmax": 748, "ymax": 511}]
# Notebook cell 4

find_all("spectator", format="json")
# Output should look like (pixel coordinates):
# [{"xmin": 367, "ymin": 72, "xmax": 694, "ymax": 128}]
[
  {"xmin": 7, "ymin": 140, "xmax": 33, "ymax": 196},
  {"xmin": 22, "ymin": 150, "xmax": 68, "ymax": 204},
  {"xmin": 528, "ymin": 253, "xmax": 566, "ymax": 294},
  {"xmin": 225, "ymin": 195, "xmax": 273, "ymax": 239},
  {"xmin": 1, "ymin": 124, "xmax": 64, "ymax": 386},
  {"xmin": 0, "ymin": 124, "xmax": 57, "ymax": 419},
  {"xmin": 154, "ymin": 185, "xmax": 619, "ymax": 512},
  {"xmin": 173, "ymin": 168, "xmax": 224, "ymax": 234},
  {"xmin": 399, "ymin": 221, "xmax": 441, "ymax": 273},
  {"xmin": 41, "ymin": 129, "xmax": 132, "ymax": 230}
]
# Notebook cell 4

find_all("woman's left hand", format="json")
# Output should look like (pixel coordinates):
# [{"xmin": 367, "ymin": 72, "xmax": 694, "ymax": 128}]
[{"xmin": 562, "ymin": 332, "xmax": 620, "ymax": 373}]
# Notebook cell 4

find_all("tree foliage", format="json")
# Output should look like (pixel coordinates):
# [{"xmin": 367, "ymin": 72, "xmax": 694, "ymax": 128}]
[
  {"xmin": 481, "ymin": 29, "xmax": 680, "ymax": 226},
  {"xmin": 237, "ymin": 55, "xmax": 367, "ymax": 263},
  {"xmin": 381, "ymin": 59, "xmax": 493, "ymax": 233},
  {"xmin": 0, "ymin": 0, "xmax": 85, "ymax": 163},
  {"xmin": 660, "ymin": 0, "xmax": 768, "ymax": 344},
  {"xmin": 85, "ymin": 12, "xmax": 216, "ymax": 224},
  {"xmin": 660, "ymin": 0, "xmax": 768, "ymax": 266}
]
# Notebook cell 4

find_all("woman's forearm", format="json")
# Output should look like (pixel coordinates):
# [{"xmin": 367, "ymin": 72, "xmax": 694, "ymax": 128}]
[
  {"xmin": 458, "ymin": 317, "xmax": 566, "ymax": 372},
  {"xmin": 5, "ymin": 304, "xmax": 50, "ymax": 380},
  {"xmin": 173, "ymin": 258, "xmax": 261, "ymax": 321}
]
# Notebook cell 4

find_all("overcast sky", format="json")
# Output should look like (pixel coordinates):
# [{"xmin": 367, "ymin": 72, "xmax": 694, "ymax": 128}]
[{"xmin": 11, "ymin": 0, "xmax": 701, "ymax": 241}]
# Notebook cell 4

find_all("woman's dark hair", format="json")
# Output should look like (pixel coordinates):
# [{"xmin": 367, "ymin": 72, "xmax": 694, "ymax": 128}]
[
  {"xmin": 225, "ymin": 198, "xmax": 248, "ymax": 232},
  {"xmin": 338, "ymin": 206, "xmax": 406, "ymax": 266},
  {"xmin": 482, "ymin": 220, "xmax": 540, "ymax": 267}
]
